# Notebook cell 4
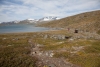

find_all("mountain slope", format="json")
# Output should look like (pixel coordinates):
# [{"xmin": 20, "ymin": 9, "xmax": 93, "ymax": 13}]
[{"xmin": 38, "ymin": 10, "xmax": 100, "ymax": 32}]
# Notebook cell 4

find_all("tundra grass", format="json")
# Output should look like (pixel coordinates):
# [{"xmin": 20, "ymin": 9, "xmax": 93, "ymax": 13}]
[
  {"xmin": 0, "ymin": 31, "xmax": 100, "ymax": 67},
  {"xmin": 0, "ymin": 33, "xmax": 38, "ymax": 67},
  {"xmin": 97, "ymin": 30, "xmax": 100, "ymax": 35},
  {"xmin": 54, "ymin": 40, "xmax": 100, "ymax": 67}
]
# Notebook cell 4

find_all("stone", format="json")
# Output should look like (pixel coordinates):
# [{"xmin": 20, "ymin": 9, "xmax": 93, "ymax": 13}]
[
  {"xmin": 12, "ymin": 38, "xmax": 15, "ymax": 40},
  {"xmin": 33, "ymin": 35, "xmax": 36, "ymax": 37},
  {"xmin": 57, "ymin": 35, "xmax": 64, "ymax": 40},
  {"xmin": 69, "ymin": 38, "xmax": 74, "ymax": 41},
  {"xmin": 8, "ymin": 45, "xmax": 12, "ymax": 47},
  {"xmin": 50, "ymin": 53, "xmax": 54, "ymax": 57},
  {"xmin": 46, "ymin": 52, "xmax": 49, "ymax": 56},
  {"xmin": 3, "ymin": 38, "xmax": 7, "ymax": 40},
  {"xmin": 38, "ymin": 52, "xmax": 42, "ymax": 56},
  {"xmin": 44, "ymin": 35, "xmax": 48, "ymax": 39},
  {"xmin": 31, "ymin": 52, "xmax": 36, "ymax": 55},
  {"xmin": 50, "ymin": 35, "xmax": 65, "ymax": 40},
  {"xmin": 47, "ymin": 64, "xmax": 56, "ymax": 67}
]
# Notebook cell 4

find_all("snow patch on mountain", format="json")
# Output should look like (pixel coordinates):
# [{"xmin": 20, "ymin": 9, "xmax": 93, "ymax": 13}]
[
  {"xmin": 39, "ymin": 16, "xmax": 60, "ymax": 21},
  {"xmin": 13, "ymin": 20, "xmax": 20, "ymax": 23},
  {"xmin": 26, "ymin": 19, "xmax": 38, "ymax": 23},
  {"xmin": 27, "ymin": 18, "xmax": 34, "ymax": 21}
]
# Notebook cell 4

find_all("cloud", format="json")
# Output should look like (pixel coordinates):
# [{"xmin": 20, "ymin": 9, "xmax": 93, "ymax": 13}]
[{"xmin": 0, "ymin": 0, "xmax": 100, "ymax": 22}]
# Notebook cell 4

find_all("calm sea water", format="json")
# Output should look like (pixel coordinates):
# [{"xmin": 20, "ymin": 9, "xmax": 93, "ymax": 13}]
[{"xmin": 0, "ymin": 24, "xmax": 49, "ymax": 33}]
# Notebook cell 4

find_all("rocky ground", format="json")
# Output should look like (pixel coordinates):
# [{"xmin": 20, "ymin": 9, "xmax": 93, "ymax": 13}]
[
  {"xmin": 29, "ymin": 39, "xmax": 80, "ymax": 67},
  {"xmin": 28, "ymin": 29, "xmax": 100, "ymax": 67}
]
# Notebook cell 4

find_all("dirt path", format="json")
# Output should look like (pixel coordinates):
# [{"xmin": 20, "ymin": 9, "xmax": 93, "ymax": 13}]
[{"xmin": 28, "ymin": 39, "xmax": 80, "ymax": 67}]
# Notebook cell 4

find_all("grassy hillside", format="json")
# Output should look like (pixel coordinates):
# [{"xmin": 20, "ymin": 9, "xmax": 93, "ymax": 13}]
[{"xmin": 38, "ymin": 10, "xmax": 100, "ymax": 32}]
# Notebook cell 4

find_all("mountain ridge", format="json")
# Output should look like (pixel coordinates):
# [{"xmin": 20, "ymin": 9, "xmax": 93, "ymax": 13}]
[
  {"xmin": 0, "ymin": 16, "xmax": 60, "ymax": 25},
  {"xmin": 38, "ymin": 10, "xmax": 100, "ymax": 32}
]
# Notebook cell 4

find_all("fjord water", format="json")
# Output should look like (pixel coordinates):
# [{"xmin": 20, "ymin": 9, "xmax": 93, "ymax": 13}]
[{"xmin": 0, "ymin": 24, "xmax": 49, "ymax": 33}]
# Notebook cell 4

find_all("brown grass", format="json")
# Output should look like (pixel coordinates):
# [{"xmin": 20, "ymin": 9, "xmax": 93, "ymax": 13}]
[
  {"xmin": 0, "ymin": 31, "xmax": 100, "ymax": 67},
  {"xmin": 38, "ymin": 10, "xmax": 100, "ymax": 32}
]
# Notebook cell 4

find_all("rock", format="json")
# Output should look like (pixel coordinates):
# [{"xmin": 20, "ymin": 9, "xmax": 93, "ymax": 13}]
[
  {"xmin": 50, "ymin": 35, "xmax": 55, "ymax": 39},
  {"xmin": 57, "ymin": 35, "xmax": 65, "ymax": 40},
  {"xmin": 31, "ymin": 52, "xmax": 36, "ymax": 55},
  {"xmin": 44, "ymin": 35, "xmax": 48, "ymax": 39},
  {"xmin": 12, "ymin": 38, "xmax": 15, "ymax": 40},
  {"xmin": 46, "ymin": 52, "xmax": 49, "ymax": 56},
  {"xmin": 36, "ymin": 44, "xmax": 44, "ymax": 48},
  {"xmin": 47, "ymin": 64, "xmax": 56, "ymax": 67},
  {"xmin": 50, "ymin": 53, "xmax": 54, "ymax": 57},
  {"xmin": 40, "ymin": 34, "xmax": 44, "ymax": 37},
  {"xmin": 69, "ymin": 38, "xmax": 74, "ymax": 41},
  {"xmin": 38, "ymin": 52, "xmax": 42, "ymax": 56},
  {"xmin": 49, "ymin": 35, "xmax": 65, "ymax": 40},
  {"xmin": 15, "ymin": 38, "xmax": 19, "ymax": 40},
  {"xmin": 37, "ymin": 61, "xmax": 44, "ymax": 67},
  {"xmin": 28, "ymin": 40, "xmax": 31, "ymax": 43},
  {"xmin": 30, "ymin": 44, "xmax": 35, "ymax": 48},
  {"xmin": 2, "ymin": 38, "xmax": 7, "ymax": 40},
  {"xmin": 53, "ymin": 36, "xmax": 58, "ymax": 39},
  {"xmin": 8, "ymin": 45, "xmax": 12, "ymax": 47},
  {"xmin": 57, "ymin": 42, "xmax": 64, "ymax": 44},
  {"xmin": 33, "ymin": 35, "xmax": 36, "ymax": 37}
]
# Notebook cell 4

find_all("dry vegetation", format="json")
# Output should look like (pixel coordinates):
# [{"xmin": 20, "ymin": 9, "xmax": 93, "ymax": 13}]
[
  {"xmin": 97, "ymin": 30, "xmax": 100, "ymax": 35},
  {"xmin": 0, "ymin": 30, "xmax": 100, "ymax": 67},
  {"xmin": 0, "ymin": 33, "xmax": 38, "ymax": 67},
  {"xmin": 38, "ymin": 10, "xmax": 100, "ymax": 32}
]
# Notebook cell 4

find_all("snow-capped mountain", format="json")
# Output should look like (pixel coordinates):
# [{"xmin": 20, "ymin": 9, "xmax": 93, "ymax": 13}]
[
  {"xmin": 0, "ymin": 20, "xmax": 20, "ymax": 25},
  {"xmin": 39, "ymin": 16, "xmax": 60, "ymax": 21},
  {"xmin": 13, "ymin": 20, "xmax": 20, "ymax": 23},
  {"xmin": 26, "ymin": 19, "xmax": 38, "ymax": 23},
  {"xmin": 0, "ymin": 16, "xmax": 60, "ymax": 25}
]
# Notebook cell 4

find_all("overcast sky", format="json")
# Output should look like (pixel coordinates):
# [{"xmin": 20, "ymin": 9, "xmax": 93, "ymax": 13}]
[{"xmin": 0, "ymin": 0, "xmax": 100, "ymax": 22}]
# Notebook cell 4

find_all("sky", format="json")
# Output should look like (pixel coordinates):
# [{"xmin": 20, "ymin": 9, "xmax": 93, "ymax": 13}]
[{"xmin": 0, "ymin": 0, "xmax": 100, "ymax": 22}]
